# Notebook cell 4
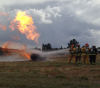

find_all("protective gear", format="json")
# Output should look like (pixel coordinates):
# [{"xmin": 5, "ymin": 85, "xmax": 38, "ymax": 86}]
[
  {"xmin": 81, "ymin": 46, "xmax": 86, "ymax": 64},
  {"xmin": 75, "ymin": 45, "xmax": 81, "ymax": 64},
  {"xmin": 68, "ymin": 47, "xmax": 76, "ymax": 63},
  {"xmin": 89, "ymin": 46, "xmax": 97, "ymax": 64},
  {"xmin": 85, "ymin": 43, "xmax": 89, "ymax": 47},
  {"xmin": 81, "ymin": 46, "xmax": 89, "ymax": 64},
  {"xmin": 81, "ymin": 46, "xmax": 86, "ymax": 55},
  {"xmin": 86, "ymin": 47, "xmax": 90, "ymax": 64}
]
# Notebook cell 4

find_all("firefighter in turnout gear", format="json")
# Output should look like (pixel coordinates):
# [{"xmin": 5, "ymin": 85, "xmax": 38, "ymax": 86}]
[
  {"xmin": 81, "ymin": 46, "xmax": 87, "ymax": 64},
  {"xmin": 85, "ymin": 44, "xmax": 90, "ymax": 64},
  {"xmin": 89, "ymin": 46, "xmax": 97, "ymax": 64},
  {"xmin": 68, "ymin": 44, "xmax": 76, "ymax": 63},
  {"xmin": 75, "ymin": 45, "xmax": 81, "ymax": 64},
  {"xmin": 81, "ymin": 44, "xmax": 90, "ymax": 64}
]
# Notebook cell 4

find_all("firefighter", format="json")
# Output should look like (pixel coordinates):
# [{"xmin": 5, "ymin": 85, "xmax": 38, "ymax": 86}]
[
  {"xmin": 81, "ymin": 46, "xmax": 87, "ymax": 64},
  {"xmin": 81, "ymin": 44, "xmax": 89, "ymax": 64},
  {"xmin": 68, "ymin": 44, "xmax": 76, "ymax": 63},
  {"xmin": 89, "ymin": 46, "xmax": 97, "ymax": 64},
  {"xmin": 75, "ymin": 45, "xmax": 81, "ymax": 64},
  {"xmin": 85, "ymin": 43, "xmax": 90, "ymax": 64}
]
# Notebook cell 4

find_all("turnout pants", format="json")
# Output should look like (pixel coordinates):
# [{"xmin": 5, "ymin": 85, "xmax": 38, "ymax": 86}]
[
  {"xmin": 68, "ymin": 54, "xmax": 75, "ymax": 63},
  {"xmin": 75, "ymin": 55, "xmax": 81, "ymax": 63},
  {"xmin": 89, "ymin": 55, "xmax": 96, "ymax": 64},
  {"xmin": 82, "ymin": 54, "xmax": 89, "ymax": 64}
]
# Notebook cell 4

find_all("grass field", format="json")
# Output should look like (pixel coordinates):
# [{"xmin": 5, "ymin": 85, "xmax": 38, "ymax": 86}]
[{"xmin": 0, "ymin": 54, "xmax": 99, "ymax": 88}]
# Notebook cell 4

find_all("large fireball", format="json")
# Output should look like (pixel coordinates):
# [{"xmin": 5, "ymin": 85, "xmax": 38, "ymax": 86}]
[{"xmin": 10, "ymin": 11, "xmax": 40, "ymax": 43}]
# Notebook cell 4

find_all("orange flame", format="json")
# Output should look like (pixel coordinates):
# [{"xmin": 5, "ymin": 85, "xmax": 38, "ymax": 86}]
[
  {"xmin": 2, "ymin": 41, "xmax": 31, "ymax": 60},
  {"xmin": 20, "ymin": 51, "xmax": 31, "ymax": 60},
  {"xmin": 2, "ymin": 41, "xmax": 10, "ymax": 48},
  {"xmin": 10, "ymin": 11, "xmax": 40, "ymax": 43},
  {"xmin": 1, "ymin": 41, "xmax": 10, "ymax": 55},
  {"xmin": 20, "ymin": 44, "xmax": 31, "ymax": 60}
]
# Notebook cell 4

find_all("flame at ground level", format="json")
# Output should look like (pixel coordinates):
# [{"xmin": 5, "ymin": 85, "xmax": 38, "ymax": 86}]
[{"xmin": 1, "ymin": 41, "xmax": 31, "ymax": 60}]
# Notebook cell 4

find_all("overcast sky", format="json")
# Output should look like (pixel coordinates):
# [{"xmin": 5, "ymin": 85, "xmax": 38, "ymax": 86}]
[{"xmin": 0, "ymin": 0, "xmax": 100, "ymax": 47}]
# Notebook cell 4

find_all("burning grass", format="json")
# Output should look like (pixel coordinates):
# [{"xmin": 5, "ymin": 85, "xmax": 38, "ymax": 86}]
[{"xmin": 0, "ymin": 54, "xmax": 99, "ymax": 88}]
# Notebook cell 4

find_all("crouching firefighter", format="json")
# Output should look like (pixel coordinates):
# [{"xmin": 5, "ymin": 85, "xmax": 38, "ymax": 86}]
[
  {"xmin": 75, "ymin": 45, "xmax": 81, "ymax": 64},
  {"xmin": 89, "ymin": 46, "xmax": 97, "ymax": 65},
  {"xmin": 68, "ymin": 45, "xmax": 76, "ymax": 63}
]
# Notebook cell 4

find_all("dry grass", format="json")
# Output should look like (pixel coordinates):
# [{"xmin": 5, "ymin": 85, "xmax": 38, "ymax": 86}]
[{"xmin": 0, "ymin": 54, "xmax": 99, "ymax": 88}]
